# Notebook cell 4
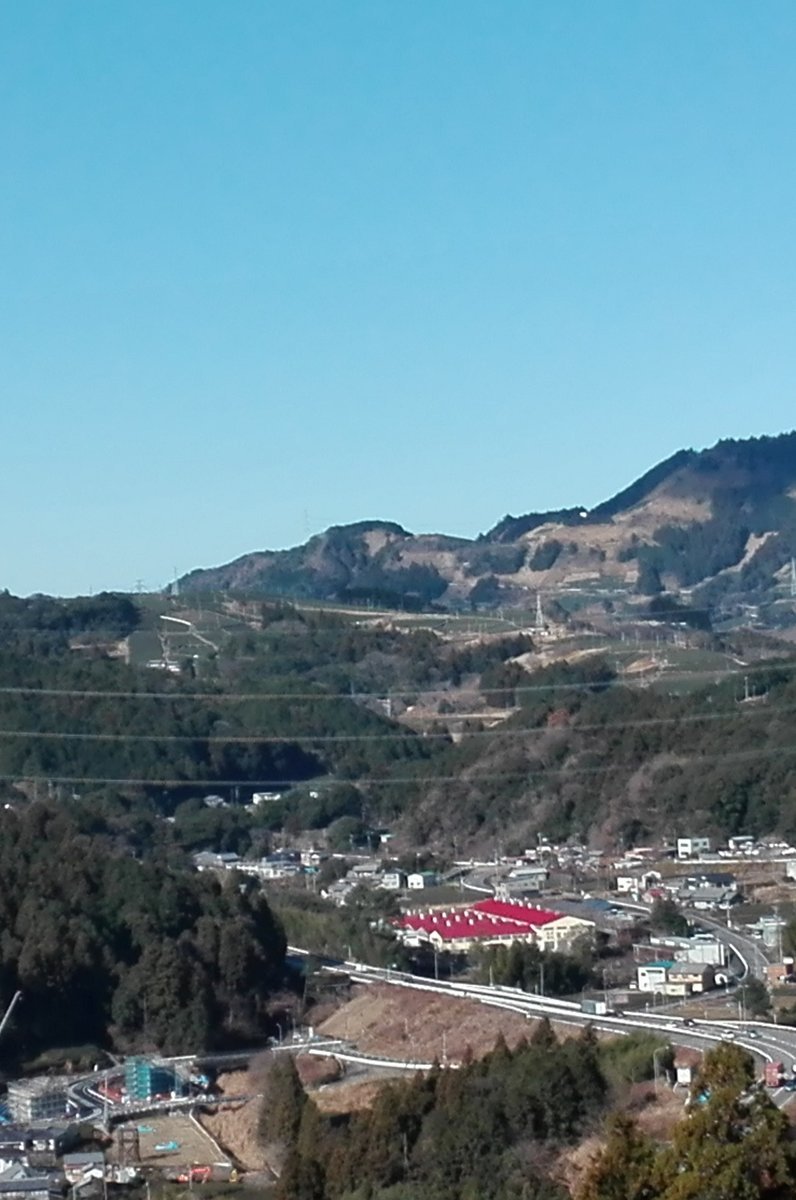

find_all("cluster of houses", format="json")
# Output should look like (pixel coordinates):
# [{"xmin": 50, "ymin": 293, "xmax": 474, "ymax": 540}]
[
  {"xmin": 0, "ymin": 1105, "xmax": 130, "ymax": 1200},
  {"xmin": 633, "ymin": 933, "xmax": 729, "ymax": 997},
  {"xmin": 635, "ymin": 959, "xmax": 716, "ymax": 997},
  {"xmin": 614, "ymin": 865, "xmax": 740, "ymax": 911},
  {"xmin": 324, "ymin": 861, "xmax": 441, "ymax": 906},
  {"xmin": 191, "ymin": 847, "xmax": 444, "ymax": 903},
  {"xmin": 395, "ymin": 897, "xmax": 595, "ymax": 954},
  {"xmin": 192, "ymin": 848, "xmax": 325, "ymax": 880}
]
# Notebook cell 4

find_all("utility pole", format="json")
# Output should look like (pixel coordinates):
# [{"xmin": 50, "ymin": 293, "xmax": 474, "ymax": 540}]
[{"xmin": 653, "ymin": 1046, "xmax": 667, "ymax": 1094}]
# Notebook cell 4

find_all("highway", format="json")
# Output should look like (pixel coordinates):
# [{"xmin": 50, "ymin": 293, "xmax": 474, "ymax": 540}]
[
  {"xmin": 58, "ymin": 901, "xmax": 788, "ymax": 1129},
  {"xmin": 335, "ymin": 957, "xmax": 796, "ymax": 1106},
  {"xmin": 459, "ymin": 864, "xmax": 772, "ymax": 982},
  {"xmin": 686, "ymin": 910, "xmax": 771, "ymax": 978}
]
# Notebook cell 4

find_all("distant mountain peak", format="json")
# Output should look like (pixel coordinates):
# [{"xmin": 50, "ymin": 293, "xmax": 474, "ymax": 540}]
[{"xmin": 180, "ymin": 431, "xmax": 796, "ymax": 619}]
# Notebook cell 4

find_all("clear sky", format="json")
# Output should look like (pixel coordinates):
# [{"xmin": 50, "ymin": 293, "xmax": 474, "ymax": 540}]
[{"xmin": 3, "ymin": 2, "xmax": 796, "ymax": 595}]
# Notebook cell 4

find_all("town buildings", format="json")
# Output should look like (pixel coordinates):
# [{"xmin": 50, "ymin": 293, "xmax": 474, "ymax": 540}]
[
  {"xmin": 5, "ymin": 1083, "xmax": 68, "ymax": 1127},
  {"xmin": 636, "ymin": 953, "xmax": 717, "ymax": 996}
]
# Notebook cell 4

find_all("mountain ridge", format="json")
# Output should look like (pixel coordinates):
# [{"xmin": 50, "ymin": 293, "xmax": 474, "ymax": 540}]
[{"xmin": 180, "ymin": 432, "xmax": 796, "ymax": 623}]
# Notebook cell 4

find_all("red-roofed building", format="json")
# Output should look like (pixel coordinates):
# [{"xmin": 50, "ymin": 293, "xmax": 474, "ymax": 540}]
[
  {"xmin": 397, "ymin": 900, "xmax": 593, "ymax": 953},
  {"xmin": 470, "ymin": 898, "xmax": 560, "ymax": 926}
]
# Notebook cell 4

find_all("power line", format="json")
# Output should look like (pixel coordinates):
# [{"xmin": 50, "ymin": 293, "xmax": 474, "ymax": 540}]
[
  {"xmin": 4, "ymin": 739, "xmax": 796, "ymax": 791},
  {"xmin": 0, "ymin": 656, "xmax": 791, "ymax": 703},
  {"xmin": 0, "ymin": 698, "xmax": 790, "ymax": 745}
]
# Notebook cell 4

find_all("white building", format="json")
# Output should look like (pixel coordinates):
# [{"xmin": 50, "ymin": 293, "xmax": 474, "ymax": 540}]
[
  {"xmin": 507, "ymin": 864, "xmax": 549, "ymax": 885},
  {"xmin": 677, "ymin": 837, "xmax": 711, "ymax": 860},
  {"xmin": 407, "ymin": 871, "xmax": 440, "ymax": 890},
  {"xmin": 380, "ymin": 870, "xmax": 407, "ymax": 891},
  {"xmin": 616, "ymin": 869, "xmax": 662, "ymax": 895},
  {"xmin": 7, "ymin": 1079, "xmax": 68, "ymax": 1124},
  {"xmin": 636, "ymin": 961, "xmax": 674, "ymax": 993}
]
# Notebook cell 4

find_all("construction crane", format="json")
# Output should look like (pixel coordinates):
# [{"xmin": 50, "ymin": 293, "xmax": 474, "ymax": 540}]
[{"xmin": 0, "ymin": 992, "xmax": 22, "ymax": 1042}]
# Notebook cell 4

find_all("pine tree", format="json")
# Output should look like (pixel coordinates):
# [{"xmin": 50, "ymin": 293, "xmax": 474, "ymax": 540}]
[
  {"xmin": 577, "ymin": 1112, "xmax": 659, "ymax": 1200},
  {"xmin": 529, "ymin": 1016, "xmax": 557, "ymax": 1049},
  {"xmin": 258, "ymin": 1054, "xmax": 307, "ymax": 1146}
]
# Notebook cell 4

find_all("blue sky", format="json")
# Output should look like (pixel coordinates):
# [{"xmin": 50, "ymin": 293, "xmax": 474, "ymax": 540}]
[{"xmin": 3, "ymin": 2, "xmax": 796, "ymax": 595}]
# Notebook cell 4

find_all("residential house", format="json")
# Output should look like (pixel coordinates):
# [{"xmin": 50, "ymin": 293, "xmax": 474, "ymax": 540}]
[
  {"xmin": 665, "ymin": 963, "xmax": 715, "ymax": 996},
  {"xmin": 300, "ymin": 850, "xmax": 326, "ymax": 868},
  {"xmin": 26, "ymin": 1127, "xmax": 79, "ymax": 1157},
  {"xmin": 677, "ymin": 837, "xmax": 711, "ymax": 860},
  {"xmin": 324, "ymin": 880, "xmax": 355, "ymax": 906},
  {"xmin": 407, "ymin": 871, "xmax": 440, "ymax": 890},
  {"xmin": 251, "ymin": 792, "xmax": 282, "ymax": 805},
  {"xmin": 682, "ymin": 871, "xmax": 736, "ymax": 890},
  {"xmin": 380, "ymin": 870, "xmax": 407, "ymax": 891},
  {"xmin": 636, "ymin": 961, "xmax": 675, "ymax": 993},
  {"xmin": 191, "ymin": 851, "xmax": 241, "ymax": 873},
  {"xmin": 62, "ymin": 1154, "xmax": 105, "ymax": 1186},
  {"xmin": 683, "ymin": 885, "xmax": 739, "ymax": 911},
  {"xmin": 0, "ymin": 1164, "xmax": 60, "ymax": 1200},
  {"xmin": 616, "ymin": 870, "xmax": 662, "ymax": 896},
  {"xmin": 349, "ymin": 861, "xmax": 381, "ymax": 882},
  {"xmin": 506, "ymin": 864, "xmax": 549, "ymax": 886},
  {"xmin": 643, "ymin": 935, "xmax": 725, "ymax": 968}
]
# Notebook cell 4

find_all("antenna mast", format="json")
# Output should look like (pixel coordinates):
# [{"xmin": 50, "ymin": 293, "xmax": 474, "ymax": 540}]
[{"xmin": 535, "ymin": 593, "xmax": 545, "ymax": 635}]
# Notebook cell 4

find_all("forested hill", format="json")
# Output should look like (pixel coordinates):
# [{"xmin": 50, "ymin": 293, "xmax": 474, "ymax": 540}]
[
  {"xmin": 383, "ymin": 654, "xmax": 796, "ymax": 852},
  {"xmin": 178, "ymin": 432, "xmax": 796, "ymax": 619},
  {"xmin": 0, "ymin": 800, "xmax": 287, "ymax": 1057},
  {"xmin": 4, "ymin": 586, "xmax": 796, "ymax": 851}
]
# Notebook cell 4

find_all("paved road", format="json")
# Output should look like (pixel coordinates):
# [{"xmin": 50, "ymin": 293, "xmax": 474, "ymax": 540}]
[
  {"xmin": 685, "ymin": 910, "xmax": 771, "ymax": 979},
  {"xmin": 460, "ymin": 874, "xmax": 773, "ymax": 983},
  {"xmin": 335, "ymin": 957, "xmax": 796, "ymax": 1107},
  {"xmin": 583, "ymin": 896, "xmax": 770, "ymax": 980}
]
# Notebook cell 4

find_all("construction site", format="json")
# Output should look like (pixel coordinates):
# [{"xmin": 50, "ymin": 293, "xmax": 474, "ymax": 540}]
[{"xmin": 109, "ymin": 1112, "xmax": 233, "ymax": 1180}]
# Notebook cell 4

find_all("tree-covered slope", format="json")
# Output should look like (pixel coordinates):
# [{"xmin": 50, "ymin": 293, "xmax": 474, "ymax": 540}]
[
  {"xmin": 0, "ymin": 800, "xmax": 287, "ymax": 1056},
  {"xmin": 377, "ymin": 654, "xmax": 796, "ymax": 850}
]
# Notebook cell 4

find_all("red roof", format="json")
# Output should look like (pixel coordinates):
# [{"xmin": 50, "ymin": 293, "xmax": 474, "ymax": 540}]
[
  {"xmin": 399, "ymin": 909, "xmax": 536, "ymax": 943},
  {"xmin": 470, "ymin": 898, "xmax": 561, "ymax": 927},
  {"xmin": 398, "ymin": 899, "xmax": 566, "ymax": 944}
]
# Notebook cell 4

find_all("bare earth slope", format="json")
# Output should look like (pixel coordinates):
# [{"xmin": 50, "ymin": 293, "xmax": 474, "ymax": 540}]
[{"xmin": 180, "ymin": 432, "xmax": 796, "ymax": 610}]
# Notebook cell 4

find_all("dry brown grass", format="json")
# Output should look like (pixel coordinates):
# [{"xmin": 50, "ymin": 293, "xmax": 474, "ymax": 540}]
[{"xmin": 318, "ymin": 982, "xmax": 537, "ymax": 1062}]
